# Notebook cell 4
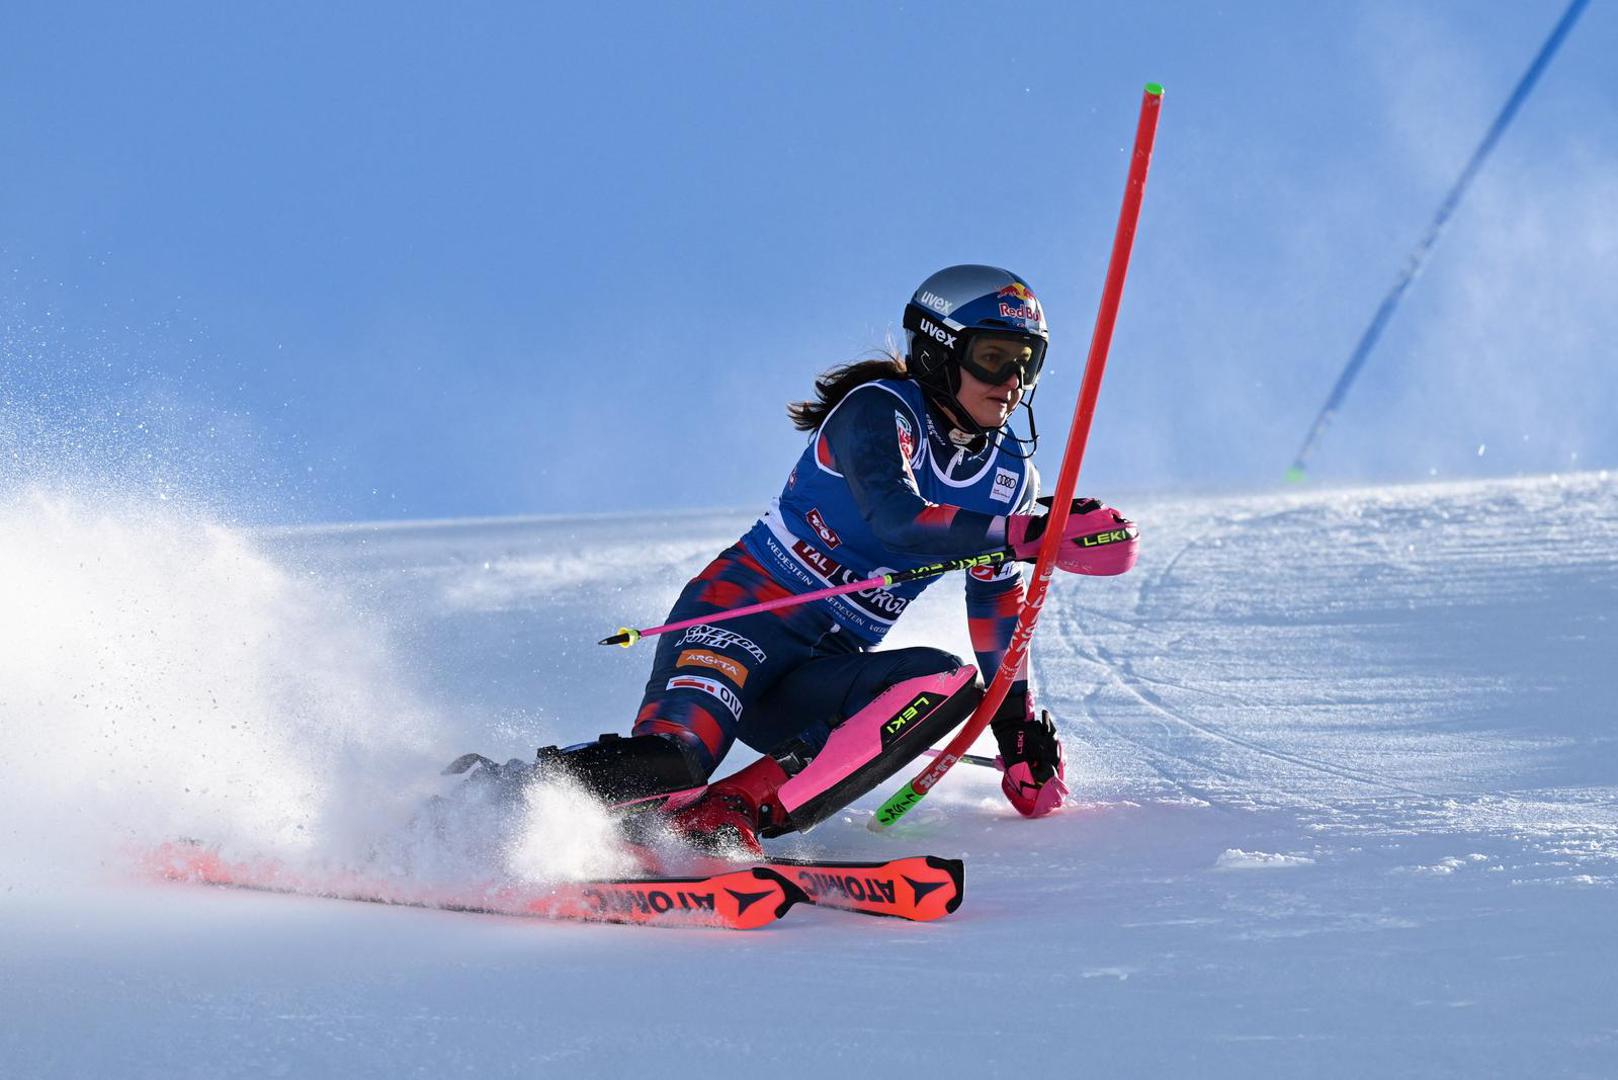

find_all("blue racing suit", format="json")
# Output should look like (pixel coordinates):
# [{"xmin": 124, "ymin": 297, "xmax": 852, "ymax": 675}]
[{"xmin": 632, "ymin": 378, "xmax": 1039, "ymax": 777}]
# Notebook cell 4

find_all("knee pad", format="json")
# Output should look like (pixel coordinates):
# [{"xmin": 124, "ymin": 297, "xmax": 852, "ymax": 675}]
[{"xmin": 768, "ymin": 665, "xmax": 982, "ymax": 835}]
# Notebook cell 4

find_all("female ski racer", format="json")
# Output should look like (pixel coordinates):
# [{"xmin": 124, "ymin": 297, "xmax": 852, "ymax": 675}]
[{"xmin": 462, "ymin": 265, "xmax": 1137, "ymax": 853}]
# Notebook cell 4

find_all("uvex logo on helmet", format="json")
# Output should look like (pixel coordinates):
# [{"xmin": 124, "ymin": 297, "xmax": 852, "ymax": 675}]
[{"xmin": 917, "ymin": 318, "xmax": 957, "ymax": 349}]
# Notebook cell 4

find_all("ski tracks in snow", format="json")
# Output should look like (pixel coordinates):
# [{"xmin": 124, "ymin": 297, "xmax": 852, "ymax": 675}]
[{"xmin": 1034, "ymin": 473, "xmax": 1618, "ymax": 884}]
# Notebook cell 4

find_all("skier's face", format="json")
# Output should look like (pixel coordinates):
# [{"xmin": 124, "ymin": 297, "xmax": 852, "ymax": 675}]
[{"xmin": 956, "ymin": 362, "xmax": 1025, "ymax": 429}]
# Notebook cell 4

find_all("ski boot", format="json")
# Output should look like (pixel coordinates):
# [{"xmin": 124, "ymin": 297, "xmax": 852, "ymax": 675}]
[
  {"xmin": 664, "ymin": 755, "xmax": 790, "ymax": 857},
  {"xmin": 443, "ymin": 732, "xmax": 707, "ymax": 808}
]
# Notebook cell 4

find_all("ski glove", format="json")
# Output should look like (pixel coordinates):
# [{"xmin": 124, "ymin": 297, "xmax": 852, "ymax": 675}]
[
  {"xmin": 1005, "ymin": 498, "xmax": 1139, "ymax": 575},
  {"xmin": 991, "ymin": 708, "xmax": 1069, "ymax": 818}
]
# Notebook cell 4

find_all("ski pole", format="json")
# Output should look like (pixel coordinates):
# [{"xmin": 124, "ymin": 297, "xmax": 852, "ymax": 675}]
[
  {"xmin": 923, "ymin": 748, "xmax": 1001, "ymax": 772},
  {"xmin": 870, "ymin": 82, "xmax": 1164, "ymax": 831},
  {"xmin": 598, "ymin": 547, "xmax": 1019, "ymax": 647}
]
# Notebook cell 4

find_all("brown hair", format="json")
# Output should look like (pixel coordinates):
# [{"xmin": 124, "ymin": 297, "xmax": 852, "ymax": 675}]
[{"xmin": 786, "ymin": 353, "xmax": 909, "ymax": 432}]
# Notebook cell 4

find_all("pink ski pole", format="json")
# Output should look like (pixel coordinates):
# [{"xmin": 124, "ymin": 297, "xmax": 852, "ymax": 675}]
[{"xmin": 598, "ymin": 546, "xmax": 1019, "ymax": 647}]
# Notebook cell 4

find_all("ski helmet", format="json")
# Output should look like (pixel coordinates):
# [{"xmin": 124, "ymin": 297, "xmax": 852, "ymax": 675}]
[{"xmin": 903, "ymin": 264, "xmax": 1049, "ymax": 397}]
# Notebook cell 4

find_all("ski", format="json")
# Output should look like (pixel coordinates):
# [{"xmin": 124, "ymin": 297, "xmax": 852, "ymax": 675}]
[
  {"xmin": 760, "ymin": 856, "xmax": 964, "ymax": 921},
  {"xmin": 145, "ymin": 841, "xmax": 803, "ymax": 931},
  {"xmin": 621, "ymin": 843, "xmax": 966, "ymax": 923}
]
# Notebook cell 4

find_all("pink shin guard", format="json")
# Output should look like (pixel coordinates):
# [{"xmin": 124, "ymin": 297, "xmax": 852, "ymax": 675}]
[{"xmin": 775, "ymin": 666, "xmax": 982, "ymax": 834}]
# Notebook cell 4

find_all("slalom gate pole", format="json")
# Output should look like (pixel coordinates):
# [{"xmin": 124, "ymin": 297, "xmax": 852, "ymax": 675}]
[
  {"xmin": 1286, "ymin": 0, "xmax": 1589, "ymax": 482},
  {"xmin": 870, "ymin": 82, "xmax": 1164, "ymax": 832},
  {"xmin": 599, "ymin": 547, "xmax": 1020, "ymax": 647}
]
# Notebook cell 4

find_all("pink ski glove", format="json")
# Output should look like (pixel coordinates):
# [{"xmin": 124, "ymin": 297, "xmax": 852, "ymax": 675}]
[
  {"xmin": 992, "ymin": 710, "xmax": 1069, "ymax": 818},
  {"xmin": 1005, "ymin": 498, "xmax": 1138, "ymax": 575}
]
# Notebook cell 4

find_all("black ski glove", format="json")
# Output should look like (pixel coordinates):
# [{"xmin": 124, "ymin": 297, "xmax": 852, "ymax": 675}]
[{"xmin": 990, "ymin": 705, "xmax": 1069, "ymax": 817}]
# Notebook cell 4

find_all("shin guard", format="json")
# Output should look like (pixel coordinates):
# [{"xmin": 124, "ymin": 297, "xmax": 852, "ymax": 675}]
[{"xmin": 772, "ymin": 666, "xmax": 981, "ymax": 835}]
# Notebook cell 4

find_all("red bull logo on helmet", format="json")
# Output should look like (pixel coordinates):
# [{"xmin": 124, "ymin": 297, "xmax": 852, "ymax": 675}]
[{"xmin": 995, "ymin": 282, "xmax": 1041, "ymax": 325}]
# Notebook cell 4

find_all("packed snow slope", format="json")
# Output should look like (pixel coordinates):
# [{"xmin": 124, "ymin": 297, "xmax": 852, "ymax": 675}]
[{"xmin": 2, "ymin": 471, "xmax": 1615, "ymax": 1078}]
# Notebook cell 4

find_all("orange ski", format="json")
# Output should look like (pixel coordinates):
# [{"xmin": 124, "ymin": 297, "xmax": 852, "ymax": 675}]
[
  {"xmin": 146, "ymin": 841, "xmax": 803, "ymax": 931},
  {"xmin": 761, "ymin": 856, "xmax": 963, "ymax": 921}
]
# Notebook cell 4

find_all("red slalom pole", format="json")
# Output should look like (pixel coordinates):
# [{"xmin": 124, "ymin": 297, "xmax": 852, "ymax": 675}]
[{"xmin": 871, "ymin": 83, "xmax": 1164, "ymax": 830}]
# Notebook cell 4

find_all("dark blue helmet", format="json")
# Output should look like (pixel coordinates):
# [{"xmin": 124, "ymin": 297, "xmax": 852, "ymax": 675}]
[{"xmin": 902, "ymin": 265, "xmax": 1049, "ymax": 395}]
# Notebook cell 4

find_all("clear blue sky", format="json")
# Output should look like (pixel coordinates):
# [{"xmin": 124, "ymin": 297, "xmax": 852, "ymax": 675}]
[{"xmin": 3, "ymin": 1, "xmax": 1613, "ymax": 523}]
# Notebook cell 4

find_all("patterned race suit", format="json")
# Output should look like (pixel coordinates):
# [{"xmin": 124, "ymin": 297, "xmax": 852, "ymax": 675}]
[{"xmin": 633, "ymin": 378, "xmax": 1038, "ymax": 776}]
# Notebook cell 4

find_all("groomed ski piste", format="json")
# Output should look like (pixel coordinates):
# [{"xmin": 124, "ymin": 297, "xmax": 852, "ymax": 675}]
[{"xmin": 2, "ymin": 469, "xmax": 1615, "ymax": 1076}]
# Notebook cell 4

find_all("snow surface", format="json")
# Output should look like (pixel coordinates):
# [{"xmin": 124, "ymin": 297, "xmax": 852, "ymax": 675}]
[{"xmin": 3, "ymin": 472, "xmax": 1616, "ymax": 1077}]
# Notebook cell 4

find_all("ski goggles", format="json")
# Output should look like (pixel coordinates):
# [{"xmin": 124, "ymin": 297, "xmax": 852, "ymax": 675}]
[{"xmin": 960, "ymin": 331, "xmax": 1047, "ymax": 390}]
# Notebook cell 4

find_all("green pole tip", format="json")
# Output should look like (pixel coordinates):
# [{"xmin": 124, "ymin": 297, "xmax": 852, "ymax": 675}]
[
  {"xmin": 1144, "ymin": 82, "xmax": 1165, "ymax": 96},
  {"xmin": 1284, "ymin": 466, "xmax": 1307, "ymax": 485}
]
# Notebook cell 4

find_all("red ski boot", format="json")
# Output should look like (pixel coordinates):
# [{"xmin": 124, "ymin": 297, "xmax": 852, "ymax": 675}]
[{"xmin": 666, "ymin": 756, "xmax": 789, "ymax": 858}]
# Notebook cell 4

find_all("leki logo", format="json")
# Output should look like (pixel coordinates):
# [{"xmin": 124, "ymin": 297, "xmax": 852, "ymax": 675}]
[
  {"xmin": 1080, "ymin": 528, "xmax": 1134, "ymax": 547},
  {"xmin": 883, "ymin": 692, "xmax": 937, "ymax": 736},
  {"xmin": 889, "ymin": 782, "xmax": 926, "ymax": 814},
  {"xmin": 805, "ymin": 507, "xmax": 841, "ymax": 548}
]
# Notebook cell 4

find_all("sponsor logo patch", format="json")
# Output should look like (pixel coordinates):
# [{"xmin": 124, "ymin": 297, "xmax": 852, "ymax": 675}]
[
  {"xmin": 677, "ymin": 649, "xmax": 749, "ymax": 688},
  {"xmin": 789, "ymin": 540, "xmax": 910, "ymax": 620},
  {"xmin": 1080, "ymin": 527, "xmax": 1136, "ymax": 547},
  {"xmin": 666, "ymin": 674, "xmax": 743, "ymax": 720},
  {"xmin": 895, "ymin": 411, "xmax": 916, "ymax": 462},
  {"xmin": 678, "ymin": 625, "xmax": 767, "ymax": 665},
  {"xmin": 882, "ymin": 691, "xmax": 939, "ymax": 741},
  {"xmin": 916, "ymin": 317, "xmax": 957, "ymax": 349},
  {"xmin": 998, "ymin": 302, "xmax": 1039, "ymax": 322},
  {"xmin": 805, "ymin": 507, "xmax": 842, "ymax": 549},
  {"xmin": 990, "ymin": 466, "xmax": 1019, "ymax": 504},
  {"xmin": 792, "ymin": 871, "xmax": 898, "ymax": 906},
  {"xmin": 582, "ymin": 887, "xmax": 716, "ymax": 915},
  {"xmin": 917, "ymin": 290, "xmax": 954, "ymax": 316}
]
